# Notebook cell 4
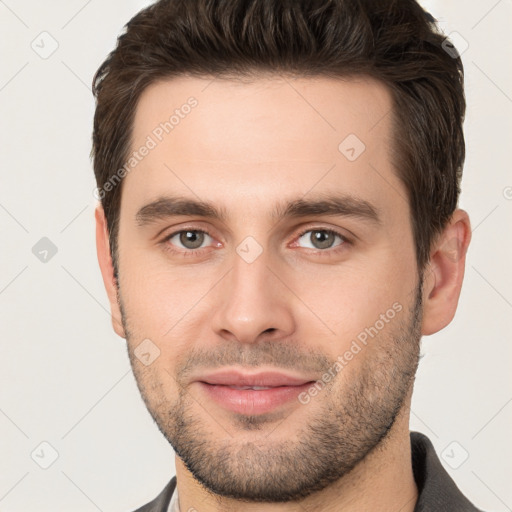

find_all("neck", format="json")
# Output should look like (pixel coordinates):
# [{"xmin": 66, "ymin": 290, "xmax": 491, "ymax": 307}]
[{"xmin": 174, "ymin": 396, "xmax": 417, "ymax": 512}]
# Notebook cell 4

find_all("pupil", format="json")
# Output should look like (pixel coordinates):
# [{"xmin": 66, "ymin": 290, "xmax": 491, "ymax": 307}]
[
  {"xmin": 312, "ymin": 231, "xmax": 333, "ymax": 249},
  {"xmin": 181, "ymin": 231, "xmax": 204, "ymax": 249}
]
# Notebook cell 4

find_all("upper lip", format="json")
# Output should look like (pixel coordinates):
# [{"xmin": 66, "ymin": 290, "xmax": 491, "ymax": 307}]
[{"xmin": 197, "ymin": 369, "xmax": 315, "ymax": 387}]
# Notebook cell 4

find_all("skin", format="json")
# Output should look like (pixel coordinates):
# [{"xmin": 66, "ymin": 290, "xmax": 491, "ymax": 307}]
[{"xmin": 95, "ymin": 75, "xmax": 471, "ymax": 512}]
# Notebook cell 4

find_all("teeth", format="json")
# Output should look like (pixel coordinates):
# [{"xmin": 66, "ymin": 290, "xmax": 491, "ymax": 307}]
[{"xmin": 227, "ymin": 385, "xmax": 273, "ymax": 390}]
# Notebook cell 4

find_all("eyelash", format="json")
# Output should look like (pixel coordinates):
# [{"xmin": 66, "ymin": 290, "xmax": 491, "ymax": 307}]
[{"xmin": 160, "ymin": 226, "xmax": 350, "ymax": 258}]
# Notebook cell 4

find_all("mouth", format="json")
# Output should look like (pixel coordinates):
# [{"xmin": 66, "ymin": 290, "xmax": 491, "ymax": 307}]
[
  {"xmin": 212, "ymin": 385, "xmax": 284, "ymax": 390},
  {"xmin": 194, "ymin": 369, "xmax": 316, "ymax": 415},
  {"xmin": 198, "ymin": 369, "xmax": 315, "ymax": 387}
]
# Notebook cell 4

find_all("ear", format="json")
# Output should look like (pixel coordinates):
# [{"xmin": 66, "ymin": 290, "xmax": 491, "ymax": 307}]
[
  {"xmin": 421, "ymin": 209, "xmax": 472, "ymax": 336},
  {"xmin": 95, "ymin": 204, "xmax": 126, "ymax": 339}
]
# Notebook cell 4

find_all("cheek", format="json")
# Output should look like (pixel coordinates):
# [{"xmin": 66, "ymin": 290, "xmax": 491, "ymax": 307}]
[
  {"xmin": 118, "ymin": 244, "xmax": 220, "ymax": 358},
  {"xmin": 285, "ymin": 252, "xmax": 415, "ymax": 352},
  {"xmin": 121, "ymin": 270, "xmax": 202, "ymax": 336}
]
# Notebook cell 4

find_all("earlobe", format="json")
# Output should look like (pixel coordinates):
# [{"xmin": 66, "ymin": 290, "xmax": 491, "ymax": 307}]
[
  {"xmin": 420, "ymin": 209, "xmax": 472, "ymax": 336},
  {"xmin": 95, "ymin": 204, "xmax": 126, "ymax": 339}
]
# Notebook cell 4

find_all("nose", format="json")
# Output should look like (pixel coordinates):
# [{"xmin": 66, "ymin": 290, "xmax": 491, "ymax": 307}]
[{"xmin": 210, "ymin": 247, "xmax": 296, "ymax": 345}]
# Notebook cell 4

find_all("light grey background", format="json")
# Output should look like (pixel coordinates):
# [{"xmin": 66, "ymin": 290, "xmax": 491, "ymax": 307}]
[{"xmin": 0, "ymin": 0, "xmax": 511, "ymax": 510}]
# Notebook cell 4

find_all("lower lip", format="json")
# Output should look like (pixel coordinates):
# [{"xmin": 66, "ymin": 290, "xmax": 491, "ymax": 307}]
[{"xmin": 197, "ymin": 381, "xmax": 314, "ymax": 415}]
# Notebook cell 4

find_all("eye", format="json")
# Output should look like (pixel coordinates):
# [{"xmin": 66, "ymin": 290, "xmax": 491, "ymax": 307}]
[
  {"xmin": 166, "ymin": 230, "xmax": 213, "ymax": 250},
  {"xmin": 296, "ymin": 229, "xmax": 346, "ymax": 250}
]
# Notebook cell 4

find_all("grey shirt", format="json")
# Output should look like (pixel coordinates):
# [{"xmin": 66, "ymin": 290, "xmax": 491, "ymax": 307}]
[{"xmin": 132, "ymin": 431, "xmax": 483, "ymax": 512}]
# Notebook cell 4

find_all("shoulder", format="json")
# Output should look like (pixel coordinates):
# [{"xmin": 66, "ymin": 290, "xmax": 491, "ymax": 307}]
[{"xmin": 410, "ymin": 432, "xmax": 484, "ymax": 512}]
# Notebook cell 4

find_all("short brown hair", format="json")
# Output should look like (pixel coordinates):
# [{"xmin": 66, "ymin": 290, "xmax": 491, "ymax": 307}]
[{"xmin": 92, "ymin": 0, "xmax": 465, "ymax": 278}]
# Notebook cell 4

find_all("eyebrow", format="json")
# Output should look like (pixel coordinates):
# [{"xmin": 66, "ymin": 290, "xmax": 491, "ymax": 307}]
[{"xmin": 135, "ymin": 193, "xmax": 381, "ymax": 227}]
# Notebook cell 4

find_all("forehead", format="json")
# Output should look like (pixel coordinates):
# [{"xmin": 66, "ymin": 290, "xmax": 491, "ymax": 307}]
[
  {"xmin": 124, "ymin": 74, "xmax": 404, "ymax": 221},
  {"xmin": 132, "ymin": 74, "xmax": 394, "ymax": 159}
]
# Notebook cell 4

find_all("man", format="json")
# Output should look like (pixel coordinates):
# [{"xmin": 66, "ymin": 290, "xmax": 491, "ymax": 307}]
[{"xmin": 92, "ymin": 0, "xmax": 482, "ymax": 510}]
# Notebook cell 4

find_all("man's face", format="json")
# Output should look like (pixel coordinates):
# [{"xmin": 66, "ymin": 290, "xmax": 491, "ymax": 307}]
[{"xmin": 114, "ymin": 75, "xmax": 422, "ymax": 502}]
